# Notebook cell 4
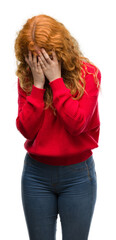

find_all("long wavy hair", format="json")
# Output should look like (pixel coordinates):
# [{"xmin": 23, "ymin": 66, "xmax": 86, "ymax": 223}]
[{"xmin": 14, "ymin": 14, "xmax": 101, "ymax": 116}]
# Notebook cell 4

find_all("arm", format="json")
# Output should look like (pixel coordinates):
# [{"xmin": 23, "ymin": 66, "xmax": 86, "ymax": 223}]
[
  {"xmin": 49, "ymin": 68, "xmax": 101, "ymax": 136},
  {"xmin": 16, "ymin": 78, "xmax": 46, "ymax": 140}
]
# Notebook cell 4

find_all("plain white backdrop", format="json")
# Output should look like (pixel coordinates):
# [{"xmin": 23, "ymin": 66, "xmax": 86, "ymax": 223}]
[{"xmin": 0, "ymin": 0, "xmax": 116, "ymax": 239}]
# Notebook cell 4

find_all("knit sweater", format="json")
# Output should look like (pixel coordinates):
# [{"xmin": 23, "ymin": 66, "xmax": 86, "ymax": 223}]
[{"xmin": 16, "ymin": 61, "xmax": 101, "ymax": 165}]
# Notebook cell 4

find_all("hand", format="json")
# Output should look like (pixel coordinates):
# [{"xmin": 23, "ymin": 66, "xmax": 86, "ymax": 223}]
[
  {"xmin": 38, "ymin": 48, "xmax": 61, "ymax": 82},
  {"xmin": 24, "ymin": 51, "xmax": 45, "ymax": 86}
]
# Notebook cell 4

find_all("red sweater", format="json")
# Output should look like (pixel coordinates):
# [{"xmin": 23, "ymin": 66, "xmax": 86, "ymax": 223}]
[{"xmin": 16, "ymin": 61, "xmax": 101, "ymax": 165}]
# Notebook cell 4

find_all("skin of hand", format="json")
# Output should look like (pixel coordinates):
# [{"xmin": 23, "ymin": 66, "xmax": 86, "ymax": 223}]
[
  {"xmin": 38, "ymin": 48, "xmax": 61, "ymax": 82},
  {"xmin": 24, "ymin": 51, "xmax": 45, "ymax": 86}
]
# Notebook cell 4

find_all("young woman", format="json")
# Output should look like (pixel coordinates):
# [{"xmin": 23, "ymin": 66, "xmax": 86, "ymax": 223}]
[{"xmin": 14, "ymin": 14, "xmax": 101, "ymax": 240}]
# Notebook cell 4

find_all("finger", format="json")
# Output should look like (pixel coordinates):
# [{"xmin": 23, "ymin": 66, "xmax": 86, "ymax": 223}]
[
  {"xmin": 24, "ymin": 55, "xmax": 30, "ymax": 65},
  {"xmin": 41, "ymin": 48, "xmax": 52, "ymax": 64},
  {"xmin": 35, "ymin": 59, "xmax": 40, "ymax": 72},
  {"xmin": 33, "ymin": 54, "xmax": 37, "ymax": 65},
  {"xmin": 52, "ymin": 50, "xmax": 57, "ymax": 61},
  {"xmin": 37, "ymin": 58, "xmax": 41, "ymax": 67},
  {"xmin": 38, "ymin": 53, "xmax": 46, "ymax": 67},
  {"xmin": 28, "ymin": 51, "xmax": 33, "ymax": 62},
  {"xmin": 38, "ymin": 56, "xmax": 46, "ymax": 68},
  {"xmin": 37, "ymin": 60, "xmax": 44, "ymax": 72}
]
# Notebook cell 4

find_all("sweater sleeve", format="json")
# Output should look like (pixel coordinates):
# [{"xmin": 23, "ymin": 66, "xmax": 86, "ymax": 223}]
[
  {"xmin": 16, "ymin": 78, "xmax": 46, "ymax": 140},
  {"xmin": 49, "ymin": 69, "xmax": 101, "ymax": 136}
]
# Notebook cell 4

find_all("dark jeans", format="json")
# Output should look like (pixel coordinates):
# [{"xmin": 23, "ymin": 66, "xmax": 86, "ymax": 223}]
[{"xmin": 21, "ymin": 152, "xmax": 97, "ymax": 240}]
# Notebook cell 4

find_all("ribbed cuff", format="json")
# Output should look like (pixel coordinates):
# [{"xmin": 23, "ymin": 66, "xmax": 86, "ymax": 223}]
[
  {"xmin": 30, "ymin": 84, "xmax": 46, "ymax": 100},
  {"xmin": 49, "ymin": 77, "xmax": 69, "ymax": 93}
]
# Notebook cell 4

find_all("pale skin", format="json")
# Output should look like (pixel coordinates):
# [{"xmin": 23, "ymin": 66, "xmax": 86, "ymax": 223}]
[{"xmin": 24, "ymin": 48, "xmax": 61, "ymax": 88}]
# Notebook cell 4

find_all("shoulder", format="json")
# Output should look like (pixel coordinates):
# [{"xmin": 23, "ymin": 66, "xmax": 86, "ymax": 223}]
[
  {"xmin": 82, "ymin": 61, "xmax": 101, "ymax": 96},
  {"xmin": 82, "ymin": 61, "xmax": 101, "ymax": 77}
]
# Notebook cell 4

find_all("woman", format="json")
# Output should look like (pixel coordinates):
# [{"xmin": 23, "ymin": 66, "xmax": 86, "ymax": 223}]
[{"xmin": 14, "ymin": 14, "xmax": 101, "ymax": 240}]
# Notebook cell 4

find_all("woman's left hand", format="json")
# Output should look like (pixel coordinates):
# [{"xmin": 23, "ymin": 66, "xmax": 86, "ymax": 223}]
[{"xmin": 38, "ymin": 48, "xmax": 61, "ymax": 82}]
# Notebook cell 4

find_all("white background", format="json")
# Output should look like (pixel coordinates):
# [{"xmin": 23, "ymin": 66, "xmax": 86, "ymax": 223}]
[{"xmin": 0, "ymin": 0, "xmax": 116, "ymax": 239}]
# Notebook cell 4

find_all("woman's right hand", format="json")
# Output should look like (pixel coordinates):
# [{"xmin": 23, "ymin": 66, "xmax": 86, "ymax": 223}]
[{"xmin": 24, "ymin": 51, "xmax": 45, "ymax": 87}]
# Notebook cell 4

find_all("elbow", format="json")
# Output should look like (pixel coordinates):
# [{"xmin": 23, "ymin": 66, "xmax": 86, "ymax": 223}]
[{"xmin": 16, "ymin": 117, "xmax": 35, "ymax": 140}]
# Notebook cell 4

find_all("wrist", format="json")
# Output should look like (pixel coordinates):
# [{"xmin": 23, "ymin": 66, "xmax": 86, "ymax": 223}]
[
  {"xmin": 49, "ymin": 76, "xmax": 61, "ymax": 83},
  {"xmin": 34, "ymin": 83, "xmax": 44, "ymax": 89}
]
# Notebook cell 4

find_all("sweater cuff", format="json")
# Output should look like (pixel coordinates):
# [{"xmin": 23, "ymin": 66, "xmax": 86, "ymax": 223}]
[
  {"xmin": 49, "ymin": 77, "xmax": 69, "ymax": 93},
  {"xmin": 30, "ymin": 84, "xmax": 46, "ymax": 101}
]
